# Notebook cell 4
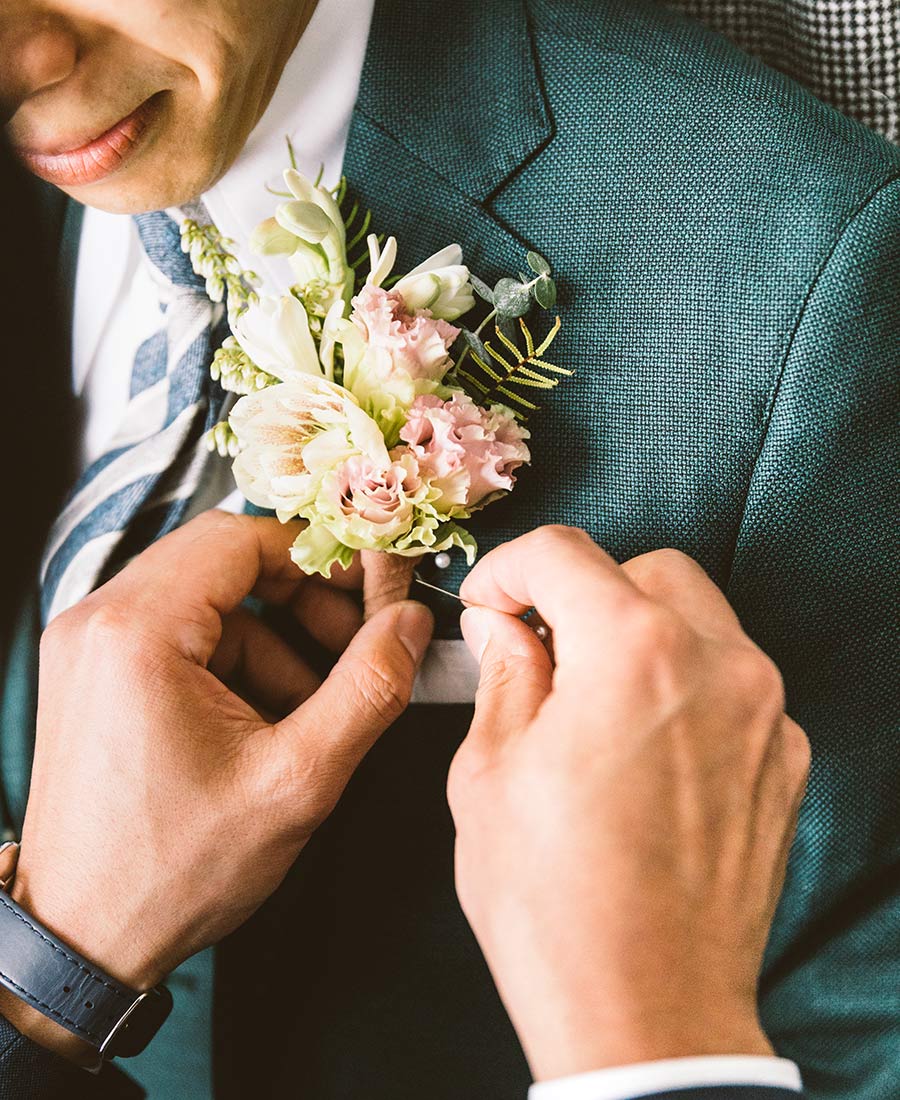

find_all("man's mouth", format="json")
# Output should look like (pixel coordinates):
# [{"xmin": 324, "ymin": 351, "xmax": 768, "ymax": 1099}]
[{"xmin": 16, "ymin": 93, "xmax": 164, "ymax": 188}]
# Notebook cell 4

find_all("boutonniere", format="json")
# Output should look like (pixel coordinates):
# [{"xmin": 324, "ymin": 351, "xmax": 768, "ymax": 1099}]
[{"xmin": 182, "ymin": 153, "xmax": 571, "ymax": 610}]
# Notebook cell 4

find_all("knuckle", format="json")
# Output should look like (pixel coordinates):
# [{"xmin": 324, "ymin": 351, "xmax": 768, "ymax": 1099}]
[
  {"xmin": 529, "ymin": 524, "xmax": 594, "ymax": 554},
  {"xmin": 446, "ymin": 743, "xmax": 489, "ymax": 815},
  {"xmin": 189, "ymin": 508, "xmax": 251, "ymax": 542},
  {"xmin": 732, "ymin": 648, "xmax": 786, "ymax": 713},
  {"xmin": 624, "ymin": 547, "xmax": 693, "ymax": 586},
  {"xmin": 79, "ymin": 600, "xmax": 134, "ymax": 647},
  {"xmin": 446, "ymin": 754, "xmax": 469, "ymax": 817},
  {"xmin": 476, "ymin": 652, "xmax": 534, "ymax": 702},
  {"xmin": 40, "ymin": 610, "xmax": 75, "ymax": 656},
  {"xmin": 621, "ymin": 601, "xmax": 685, "ymax": 662}
]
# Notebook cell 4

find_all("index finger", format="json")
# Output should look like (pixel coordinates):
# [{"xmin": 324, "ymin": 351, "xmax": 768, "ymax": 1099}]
[
  {"xmin": 92, "ymin": 512, "xmax": 316, "ymax": 660},
  {"xmin": 459, "ymin": 527, "xmax": 641, "ymax": 638}
]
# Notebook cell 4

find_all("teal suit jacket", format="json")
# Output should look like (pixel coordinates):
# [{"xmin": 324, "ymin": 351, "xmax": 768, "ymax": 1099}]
[{"xmin": 4, "ymin": 1, "xmax": 897, "ymax": 1098}]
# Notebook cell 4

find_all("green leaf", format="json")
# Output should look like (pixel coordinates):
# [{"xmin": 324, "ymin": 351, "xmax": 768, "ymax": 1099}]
[
  {"xmin": 460, "ymin": 328, "xmax": 490, "ymax": 363},
  {"xmin": 469, "ymin": 274, "xmax": 495, "ymax": 304},
  {"xmin": 533, "ymin": 275, "xmax": 557, "ymax": 310},
  {"xmin": 493, "ymin": 277, "xmax": 532, "ymax": 319},
  {"xmin": 527, "ymin": 251, "xmax": 551, "ymax": 276}
]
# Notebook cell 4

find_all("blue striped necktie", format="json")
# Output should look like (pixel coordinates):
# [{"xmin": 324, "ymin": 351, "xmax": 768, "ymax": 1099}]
[{"xmin": 40, "ymin": 210, "xmax": 229, "ymax": 624}]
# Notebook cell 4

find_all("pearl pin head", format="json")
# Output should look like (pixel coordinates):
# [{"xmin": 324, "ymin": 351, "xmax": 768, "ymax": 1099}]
[{"xmin": 434, "ymin": 552, "xmax": 452, "ymax": 570}]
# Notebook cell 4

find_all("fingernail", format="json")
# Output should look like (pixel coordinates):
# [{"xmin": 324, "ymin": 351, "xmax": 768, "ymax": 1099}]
[
  {"xmin": 396, "ymin": 601, "xmax": 434, "ymax": 667},
  {"xmin": 460, "ymin": 607, "xmax": 491, "ymax": 663}
]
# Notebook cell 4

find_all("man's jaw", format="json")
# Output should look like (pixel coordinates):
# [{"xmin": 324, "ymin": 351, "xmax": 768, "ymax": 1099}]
[{"xmin": 13, "ymin": 92, "xmax": 165, "ymax": 188}]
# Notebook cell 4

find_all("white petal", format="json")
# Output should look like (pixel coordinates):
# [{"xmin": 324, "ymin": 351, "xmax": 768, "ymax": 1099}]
[
  {"xmin": 249, "ymin": 217, "xmax": 299, "ymax": 256},
  {"xmin": 367, "ymin": 234, "xmax": 398, "ymax": 287},
  {"xmin": 345, "ymin": 400, "xmax": 390, "ymax": 467},
  {"xmin": 404, "ymin": 243, "xmax": 463, "ymax": 278},
  {"xmin": 276, "ymin": 200, "xmax": 333, "ymax": 243}
]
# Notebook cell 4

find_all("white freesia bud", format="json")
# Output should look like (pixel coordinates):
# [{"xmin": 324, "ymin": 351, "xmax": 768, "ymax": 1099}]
[
  {"xmin": 247, "ymin": 169, "xmax": 355, "ymax": 318},
  {"xmin": 249, "ymin": 217, "xmax": 300, "ymax": 256},
  {"xmin": 275, "ymin": 200, "xmax": 334, "ymax": 244},
  {"xmin": 366, "ymin": 234, "xmax": 399, "ymax": 288},
  {"xmin": 394, "ymin": 243, "xmax": 475, "ymax": 320},
  {"xmin": 234, "ymin": 294, "xmax": 324, "ymax": 382},
  {"xmin": 319, "ymin": 299, "xmax": 351, "ymax": 381}
]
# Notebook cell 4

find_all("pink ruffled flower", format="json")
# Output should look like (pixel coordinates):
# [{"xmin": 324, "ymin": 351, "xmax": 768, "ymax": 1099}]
[
  {"xmin": 351, "ymin": 284, "xmax": 459, "ymax": 382},
  {"xmin": 400, "ymin": 393, "xmax": 531, "ymax": 514},
  {"xmin": 319, "ymin": 451, "xmax": 427, "ymax": 549}
]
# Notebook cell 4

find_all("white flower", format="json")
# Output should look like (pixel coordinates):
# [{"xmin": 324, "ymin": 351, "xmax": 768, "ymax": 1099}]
[
  {"xmin": 248, "ymin": 169, "xmax": 354, "ymax": 319},
  {"xmin": 229, "ymin": 375, "xmax": 377, "ymax": 520},
  {"xmin": 233, "ymin": 294, "xmax": 327, "ymax": 382},
  {"xmin": 366, "ymin": 236, "xmax": 475, "ymax": 321}
]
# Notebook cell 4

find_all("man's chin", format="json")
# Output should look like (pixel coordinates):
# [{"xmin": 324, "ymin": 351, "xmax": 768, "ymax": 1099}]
[{"xmin": 57, "ymin": 168, "xmax": 212, "ymax": 215}]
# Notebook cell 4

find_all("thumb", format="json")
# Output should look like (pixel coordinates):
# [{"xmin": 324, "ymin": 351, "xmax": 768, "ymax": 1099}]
[
  {"xmin": 462, "ymin": 607, "xmax": 553, "ymax": 749},
  {"xmin": 276, "ymin": 600, "xmax": 434, "ymax": 795}
]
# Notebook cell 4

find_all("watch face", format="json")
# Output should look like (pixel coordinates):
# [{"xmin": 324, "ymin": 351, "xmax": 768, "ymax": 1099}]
[{"xmin": 104, "ymin": 986, "xmax": 174, "ymax": 1059}]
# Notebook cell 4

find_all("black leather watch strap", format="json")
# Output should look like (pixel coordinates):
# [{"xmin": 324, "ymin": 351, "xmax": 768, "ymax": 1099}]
[{"xmin": 0, "ymin": 889, "xmax": 172, "ymax": 1059}]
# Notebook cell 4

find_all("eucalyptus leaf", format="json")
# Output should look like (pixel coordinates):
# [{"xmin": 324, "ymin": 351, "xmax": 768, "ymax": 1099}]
[
  {"xmin": 527, "ymin": 251, "xmax": 552, "ymax": 276},
  {"xmin": 534, "ymin": 275, "xmax": 557, "ymax": 310},
  {"xmin": 460, "ymin": 328, "xmax": 490, "ymax": 364},
  {"xmin": 494, "ymin": 277, "xmax": 532, "ymax": 319},
  {"xmin": 469, "ymin": 274, "xmax": 495, "ymax": 304}
]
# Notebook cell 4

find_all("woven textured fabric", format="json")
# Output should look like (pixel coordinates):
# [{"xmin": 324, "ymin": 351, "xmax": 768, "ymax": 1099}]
[
  {"xmin": 667, "ymin": 0, "xmax": 899, "ymax": 142},
  {"xmin": 213, "ymin": 4, "xmax": 900, "ymax": 1100}
]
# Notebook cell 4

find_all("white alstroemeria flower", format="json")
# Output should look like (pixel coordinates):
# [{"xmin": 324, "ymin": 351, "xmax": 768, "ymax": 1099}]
[
  {"xmin": 233, "ymin": 294, "xmax": 329, "ymax": 382},
  {"xmin": 248, "ymin": 169, "xmax": 354, "ymax": 319},
  {"xmin": 366, "ymin": 235, "xmax": 475, "ymax": 321}
]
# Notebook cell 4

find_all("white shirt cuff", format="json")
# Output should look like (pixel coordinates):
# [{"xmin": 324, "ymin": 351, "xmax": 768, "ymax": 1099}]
[{"xmin": 528, "ymin": 1055, "xmax": 802, "ymax": 1100}]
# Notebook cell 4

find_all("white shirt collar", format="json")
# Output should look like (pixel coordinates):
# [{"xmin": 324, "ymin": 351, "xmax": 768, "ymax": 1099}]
[{"xmin": 202, "ymin": 0, "xmax": 375, "ymax": 292}]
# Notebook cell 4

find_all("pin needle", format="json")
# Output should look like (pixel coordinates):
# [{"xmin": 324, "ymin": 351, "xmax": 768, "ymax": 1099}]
[
  {"xmin": 413, "ymin": 572, "xmax": 551, "ymax": 642},
  {"xmin": 413, "ymin": 572, "xmax": 470, "ymax": 605}
]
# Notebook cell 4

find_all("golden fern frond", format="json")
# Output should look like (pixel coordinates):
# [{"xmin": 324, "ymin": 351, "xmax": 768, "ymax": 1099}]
[{"xmin": 463, "ymin": 317, "xmax": 569, "ymax": 418}]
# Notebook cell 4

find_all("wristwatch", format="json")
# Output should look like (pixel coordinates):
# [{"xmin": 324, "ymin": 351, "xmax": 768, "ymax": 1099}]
[{"xmin": 0, "ymin": 843, "xmax": 172, "ymax": 1064}]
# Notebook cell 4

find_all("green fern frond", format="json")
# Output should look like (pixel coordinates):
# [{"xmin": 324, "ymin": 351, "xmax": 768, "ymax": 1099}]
[
  {"xmin": 460, "ymin": 316, "xmax": 569, "ymax": 417},
  {"xmin": 334, "ymin": 179, "xmax": 381, "ymax": 289}
]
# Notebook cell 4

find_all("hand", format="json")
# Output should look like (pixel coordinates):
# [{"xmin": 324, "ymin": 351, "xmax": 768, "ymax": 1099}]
[
  {"xmin": 1, "ymin": 512, "xmax": 433, "ymax": 1062},
  {"xmin": 449, "ymin": 527, "xmax": 810, "ymax": 1081}
]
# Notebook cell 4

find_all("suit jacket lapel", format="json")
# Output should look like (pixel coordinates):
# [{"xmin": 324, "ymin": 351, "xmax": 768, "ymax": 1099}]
[{"xmin": 344, "ymin": 0, "xmax": 553, "ymax": 278}]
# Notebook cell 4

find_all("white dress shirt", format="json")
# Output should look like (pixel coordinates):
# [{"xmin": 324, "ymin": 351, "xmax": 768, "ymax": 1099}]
[
  {"xmin": 70, "ymin": 2, "xmax": 801, "ymax": 1095},
  {"xmin": 530, "ymin": 1056, "xmax": 802, "ymax": 1099}
]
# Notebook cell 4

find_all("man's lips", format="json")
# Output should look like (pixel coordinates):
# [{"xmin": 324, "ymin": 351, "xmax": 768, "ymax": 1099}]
[{"xmin": 16, "ymin": 94, "xmax": 162, "ymax": 188}]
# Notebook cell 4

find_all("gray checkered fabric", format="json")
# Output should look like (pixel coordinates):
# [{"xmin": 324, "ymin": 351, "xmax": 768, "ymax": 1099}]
[{"xmin": 667, "ymin": 0, "xmax": 899, "ymax": 141}]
